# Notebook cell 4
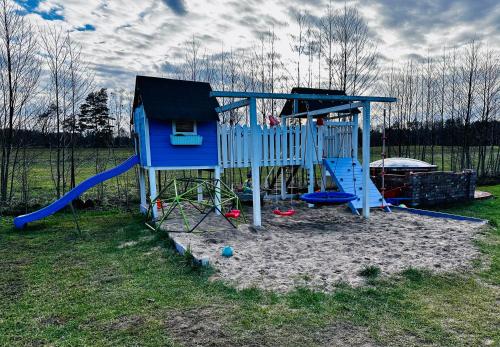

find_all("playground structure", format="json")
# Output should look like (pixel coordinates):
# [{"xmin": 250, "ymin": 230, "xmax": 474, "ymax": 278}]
[
  {"xmin": 14, "ymin": 75, "xmax": 397, "ymax": 229},
  {"xmin": 144, "ymin": 177, "xmax": 245, "ymax": 233}
]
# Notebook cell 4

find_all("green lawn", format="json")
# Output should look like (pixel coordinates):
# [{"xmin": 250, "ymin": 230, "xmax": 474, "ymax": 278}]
[{"xmin": 0, "ymin": 188, "xmax": 499, "ymax": 346}]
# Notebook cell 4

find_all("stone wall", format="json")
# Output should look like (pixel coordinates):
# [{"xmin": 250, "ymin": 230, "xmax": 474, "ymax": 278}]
[{"xmin": 408, "ymin": 170, "xmax": 476, "ymax": 206}]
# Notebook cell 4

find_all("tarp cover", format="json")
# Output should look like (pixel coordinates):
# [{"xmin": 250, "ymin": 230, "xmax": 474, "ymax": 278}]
[{"xmin": 370, "ymin": 157, "xmax": 437, "ymax": 169}]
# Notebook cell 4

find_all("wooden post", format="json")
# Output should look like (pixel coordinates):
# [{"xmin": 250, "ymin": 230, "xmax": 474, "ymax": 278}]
[
  {"xmin": 362, "ymin": 102, "xmax": 370, "ymax": 218},
  {"xmin": 352, "ymin": 113, "xmax": 359, "ymax": 161},
  {"xmin": 197, "ymin": 169, "xmax": 203, "ymax": 202},
  {"xmin": 320, "ymin": 165, "xmax": 326, "ymax": 192},
  {"xmin": 148, "ymin": 168, "xmax": 158, "ymax": 220},
  {"xmin": 280, "ymin": 116, "xmax": 286, "ymax": 200},
  {"xmin": 139, "ymin": 167, "xmax": 147, "ymax": 213},
  {"xmin": 249, "ymin": 97, "xmax": 262, "ymax": 226},
  {"xmin": 307, "ymin": 114, "xmax": 315, "ymax": 208},
  {"xmin": 214, "ymin": 166, "xmax": 221, "ymax": 215}
]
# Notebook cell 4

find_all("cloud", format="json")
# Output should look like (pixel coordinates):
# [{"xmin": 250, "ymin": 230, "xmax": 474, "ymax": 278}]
[
  {"xmin": 76, "ymin": 23, "xmax": 96, "ymax": 32},
  {"xmin": 12, "ymin": 0, "xmax": 498, "ymax": 92},
  {"xmin": 161, "ymin": 0, "xmax": 187, "ymax": 16},
  {"xmin": 15, "ymin": 0, "xmax": 64, "ymax": 20},
  {"xmin": 364, "ymin": 0, "xmax": 500, "ymax": 48}
]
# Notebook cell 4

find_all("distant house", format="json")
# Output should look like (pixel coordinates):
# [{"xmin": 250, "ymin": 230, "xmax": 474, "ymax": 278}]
[{"xmin": 132, "ymin": 76, "xmax": 220, "ymax": 169}]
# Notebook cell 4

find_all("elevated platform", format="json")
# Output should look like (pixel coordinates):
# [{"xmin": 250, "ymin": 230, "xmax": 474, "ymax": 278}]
[{"xmin": 323, "ymin": 158, "xmax": 388, "ymax": 214}]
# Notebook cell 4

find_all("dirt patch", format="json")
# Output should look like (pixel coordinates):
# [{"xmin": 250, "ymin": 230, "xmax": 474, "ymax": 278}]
[
  {"xmin": 168, "ymin": 203, "xmax": 486, "ymax": 292},
  {"xmin": 106, "ymin": 314, "xmax": 145, "ymax": 332},
  {"xmin": 164, "ymin": 305, "xmax": 380, "ymax": 346},
  {"xmin": 164, "ymin": 306, "xmax": 234, "ymax": 347},
  {"xmin": 312, "ymin": 322, "xmax": 380, "ymax": 347},
  {"xmin": 39, "ymin": 315, "xmax": 67, "ymax": 327},
  {"xmin": 0, "ymin": 258, "xmax": 29, "ymax": 301}
]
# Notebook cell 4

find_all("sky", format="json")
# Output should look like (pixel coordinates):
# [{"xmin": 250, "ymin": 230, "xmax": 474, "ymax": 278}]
[{"xmin": 14, "ymin": 0, "xmax": 500, "ymax": 91}]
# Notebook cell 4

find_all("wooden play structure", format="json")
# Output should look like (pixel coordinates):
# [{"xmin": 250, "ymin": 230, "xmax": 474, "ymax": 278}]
[
  {"xmin": 14, "ymin": 75, "xmax": 396, "ymax": 229},
  {"xmin": 132, "ymin": 76, "xmax": 396, "ymax": 227}
]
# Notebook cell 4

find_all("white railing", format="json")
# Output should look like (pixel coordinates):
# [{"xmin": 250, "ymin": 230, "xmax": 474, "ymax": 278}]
[
  {"xmin": 324, "ymin": 122, "xmax": 354, "ymax": 158},
  {"xmin": 218, "ymin": 122, "xmax": 353, "ymax": 169}
]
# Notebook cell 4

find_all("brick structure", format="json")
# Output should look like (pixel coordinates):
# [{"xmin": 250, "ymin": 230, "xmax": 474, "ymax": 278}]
[
  {"xmin": 408, "ymin": 170, "xmax": 476, "ymax": 206},
  {"xmin": 374, "ymin": 170, "xmax": 476, "ymax": 207}
]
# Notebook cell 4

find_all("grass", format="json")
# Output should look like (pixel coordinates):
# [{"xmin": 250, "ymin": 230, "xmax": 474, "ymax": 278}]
[
  {"xmin": 0, "ymin": 175, "xmax": 499, "ymax": 345},
  {"xmin": 358, "ymin": 265, "xmax": 381, "ymax": 279}
]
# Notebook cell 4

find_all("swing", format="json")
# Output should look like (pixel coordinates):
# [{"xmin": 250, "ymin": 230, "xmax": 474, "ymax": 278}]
[
  {"xmin": 299, "ymin": 104, "xmax": 358, "ymax": 206},
  {"xmin": 300, "ymin": 191, "xmax": 357, "ymax": 205},
  {"xmin": 273, "ymin": 208, "xmax": 295, "ymax": 216},
  {"xmin": 225, "ymin": 209, "xmax": 241, "ymax": 219},
  {"xmin": 271, "ymin": 114, "xmax": 295, "ymax": 217}
]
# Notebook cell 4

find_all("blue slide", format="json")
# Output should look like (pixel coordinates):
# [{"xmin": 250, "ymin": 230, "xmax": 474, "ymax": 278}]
[
  {"xmin": 323, "ymin": 157, "xmax": 389, "ymax": 214},
  {"xmin": 14, "ymin": 155, "xmax": 140, "ymax": 229}
]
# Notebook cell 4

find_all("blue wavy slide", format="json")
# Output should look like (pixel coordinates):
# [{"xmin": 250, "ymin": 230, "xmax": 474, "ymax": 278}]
[{"xmin": 14, "ymin": 155, "xmax": 140, "ymax": 229}]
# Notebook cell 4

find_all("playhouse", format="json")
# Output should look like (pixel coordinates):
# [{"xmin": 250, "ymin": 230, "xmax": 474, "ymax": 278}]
[
  {"xmin": 13, "ymin": 75, "xmax": 397, "ymax": 229},
  {"xmin": 131, "ymin": 76, "xmax": 396, "ymax": 227}
]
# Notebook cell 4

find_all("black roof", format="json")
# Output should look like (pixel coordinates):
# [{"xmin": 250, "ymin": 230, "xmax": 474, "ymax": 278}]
[
  {"xmin": 133, "ymin": 76, "xmax": 220, "ymax": 122},
  {"xmin": 280, "ymin": 87, "xmax": 360, "ymax": 118}
]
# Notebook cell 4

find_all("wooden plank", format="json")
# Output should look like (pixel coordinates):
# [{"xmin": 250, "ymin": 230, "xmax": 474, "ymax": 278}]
[
  {"xmin": 221, "ymin": 125, "xmax": 228, "ymax": 168},
  {"xmin": 243, "ymin": 125, "xmax": 249, "ymax": 166},
  {"xmin": 211, "ymin": 91, "xmax": 397, "ymax": 103},
  {"xmin": 263, "ymin": 126, "xmax": 269, "ymax": 167},
  {"xmin": 275, "ymin": 125, "xmax": 281, "ymax": 166},
  {"xmin": 281, "ymin": 124, "xmax": 289, "ymax": 166},
  {"xmin": 269, "ymin": 127, "xmax": 275, "ymax": 166}
]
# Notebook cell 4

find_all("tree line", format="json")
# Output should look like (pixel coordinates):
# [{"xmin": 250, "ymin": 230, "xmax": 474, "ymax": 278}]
[
  {"xmin": 0, "ymin": 0, "xmax": 498, "ymax": 212},
  {"xmin": 0, "ymin": 0, "xmax": 131, "ymax": 210}
]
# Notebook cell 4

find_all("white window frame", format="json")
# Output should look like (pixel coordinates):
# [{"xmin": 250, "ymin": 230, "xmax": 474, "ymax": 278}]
[{"xmin": 172, "ymin": 120, "xmax": 197, "ymax": 135}]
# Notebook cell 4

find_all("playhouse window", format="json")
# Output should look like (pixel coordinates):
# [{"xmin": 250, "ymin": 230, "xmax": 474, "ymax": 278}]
[{"xmin": 172, "ymin": 120, "xmax": 197, "ymax": 135}]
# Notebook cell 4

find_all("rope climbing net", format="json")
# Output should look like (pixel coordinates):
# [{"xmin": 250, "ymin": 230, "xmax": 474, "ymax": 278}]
[{"xmin": 145, "ymin": 177, "xmax": 245, "ymax": 233}]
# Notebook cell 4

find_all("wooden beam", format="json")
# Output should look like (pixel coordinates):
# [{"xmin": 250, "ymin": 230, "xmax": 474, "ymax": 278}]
[
  {"xmin": 215, "ymin": 98, "xmax": 250, "ymax": 113},
  {"xmin": 283, "ymin": 101, "xmax": 365, "ymax": 119},
  {"xmin": 249, "ymin": 97, "xmax": 262, "ymax": 226},
  {"xmin": 362, "ymin": 102, "xmax": 371, "ymax": 218},
  {"xmin": 211, "ymin": 91, "xmax": 397, "ymax": 103}
]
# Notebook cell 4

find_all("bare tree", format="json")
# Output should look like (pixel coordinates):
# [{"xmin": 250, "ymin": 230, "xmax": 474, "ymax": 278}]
[
  {"xmin": 65, "ymin": 34, "xmax": 93, "ymax": 189},
  {"xmin": 40, "ymin": 25, "xmax": 69, "ymax": 197},
  {"xmin": 0, "ymin": 0, "xmax": 40, "ymax": 205},
  {"xmin": 290, "ymin": 10, "xmax": 306, "ymax": 87},
  {"xmin": 185, "ymin": 35, "xmax": 201, "ymax": 81},
  {"xmin": 333, "ymin": 5, "xmax": 379, "ymax": 94},
  {"xmin": 319, "ymin": 0, "xmax": 335, "ymax": 89}
]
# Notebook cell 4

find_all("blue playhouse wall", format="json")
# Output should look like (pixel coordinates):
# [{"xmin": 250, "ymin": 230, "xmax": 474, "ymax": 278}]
[
  {"xmin": 134, "ymin": 105, "xmax": 219, "ymax": 168},
  {"xmin": 133, "ymin": 105, "xmax": 148, "ymax": 167},
  {"xmin": 148, "ymin": 118, "xmax": 218, "ymax": 167}
]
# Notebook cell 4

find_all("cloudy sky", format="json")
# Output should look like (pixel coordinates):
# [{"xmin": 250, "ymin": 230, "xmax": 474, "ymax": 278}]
[{"xmin": 16, "ymin": 0, "xmax": 500, "ymax": 90}]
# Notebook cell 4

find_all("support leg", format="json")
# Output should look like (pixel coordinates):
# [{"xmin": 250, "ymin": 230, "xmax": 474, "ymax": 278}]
[
  {"xmin": 197, "ymin": 169, "xmax": 203, "ymax": 202},
  {"xmin": 308, "ymin": 165, "xmax": 315, "ymax": 208},
  {"xmin": 250, "ymin": 97, "xmax": 262, "ymax": 226},
  {"xmin": 280, "ymin": 167, "xmax": 286, "ymax": 200},
  {"xmin": 362, "ymin": 102, "xmax": 371, "ymax": 218},
  {"xmin": 139, "ymin": 167, "xmax": 147, "ymax": 214},
  {"xmin": 214, "ymin": 166, "xmax": 221, "ymax": 215},
  {"xmin": 320, "ymin": 164, "xmax": 326, "ymax": 192},
  {"xmin": 148, "ymin": 168, "xmax": 158, "ymax": 220}
]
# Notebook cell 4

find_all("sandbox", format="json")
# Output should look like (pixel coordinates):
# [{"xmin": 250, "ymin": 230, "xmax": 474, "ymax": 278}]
[{"xmin": 163, "ymin": 203, "xmax": 487, "ymax": 292}]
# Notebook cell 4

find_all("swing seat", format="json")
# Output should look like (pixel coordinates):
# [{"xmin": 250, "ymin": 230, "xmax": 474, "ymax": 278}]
[
  {"xmin": 225, "ymin": 209, "xmax": 241, "ymax": 219},
  {"xmin": 273, "ymin": 209, "xmax": 296, "ymax": 217},
  {"xmin": 300, "ymin": 192, "xmax": 357, "ymax": 205}
]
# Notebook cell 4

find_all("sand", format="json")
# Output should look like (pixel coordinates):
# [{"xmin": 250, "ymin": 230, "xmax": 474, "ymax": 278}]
[{"xmin": 163, "ymin": 202, "xmax": 487, "ymax": 292}]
